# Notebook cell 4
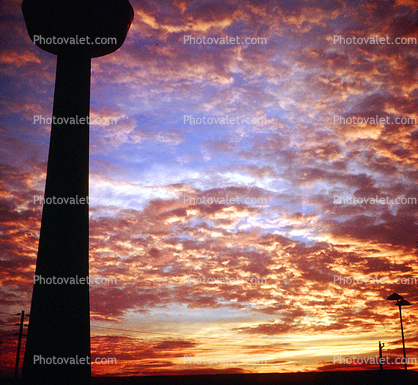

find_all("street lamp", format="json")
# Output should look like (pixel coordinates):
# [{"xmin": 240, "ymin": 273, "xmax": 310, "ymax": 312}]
[{"xmin": 387, "ymin": 293, "xmax": 411, "ymax": 370}]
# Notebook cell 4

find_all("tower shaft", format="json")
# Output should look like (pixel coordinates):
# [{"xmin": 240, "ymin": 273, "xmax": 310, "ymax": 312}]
[
  {"xmin": 22, "ymin": 49, "xmax": 91, "ymax": 383},
  {"xmin": 21, "ymin": 1, "xmax": 134, "ymax": 382}
]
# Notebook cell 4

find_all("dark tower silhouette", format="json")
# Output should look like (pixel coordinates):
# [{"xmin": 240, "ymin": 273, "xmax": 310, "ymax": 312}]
[{"xmin": 21, "ymin": 1, "xmax": 133, "ymax": 384}]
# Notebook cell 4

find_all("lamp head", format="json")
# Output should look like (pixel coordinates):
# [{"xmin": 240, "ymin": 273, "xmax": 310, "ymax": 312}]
[
  {"xmin": 397, "ymin": 299, "xmax": 411, "ymax": 306},
  {"xmin": 387, "ymin": 293, "xmax": 404, "ymax": 301}
]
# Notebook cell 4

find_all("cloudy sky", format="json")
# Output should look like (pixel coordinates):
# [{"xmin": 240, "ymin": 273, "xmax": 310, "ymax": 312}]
[{"xmin": 1, "ymin": 0, "xmax": 418, "ymax": 377}]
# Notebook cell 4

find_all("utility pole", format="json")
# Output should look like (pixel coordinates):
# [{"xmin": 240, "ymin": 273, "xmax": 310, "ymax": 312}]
[
  {"xmin": 379, "ymin": 341, "xmax": 384, "ymax": 371},
  {"xmin": 14, "ymin": 311, "xmax": 25, "ymax": 378}
]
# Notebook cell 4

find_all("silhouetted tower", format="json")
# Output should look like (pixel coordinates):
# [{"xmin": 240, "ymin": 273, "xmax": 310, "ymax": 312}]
[{"xmin": 21, "ymin": 1, "xmax": 133, "ymax": 383}]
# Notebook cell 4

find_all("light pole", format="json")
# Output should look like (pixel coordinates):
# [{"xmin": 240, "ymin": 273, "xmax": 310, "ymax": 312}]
[{"xmin": 387, "ymin": 293, "xmax": 411, "ymax": 371}]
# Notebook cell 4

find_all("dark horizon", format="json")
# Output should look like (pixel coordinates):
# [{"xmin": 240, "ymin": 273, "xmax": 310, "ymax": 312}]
[{"xmin": 2, "ymin": 370, "xmax": 418, "ymax": 385}]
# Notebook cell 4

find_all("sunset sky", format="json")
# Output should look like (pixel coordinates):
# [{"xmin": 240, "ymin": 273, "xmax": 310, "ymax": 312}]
[{"xmin": 1, "ymin": 0, "xmax": 418, "ymax": 377}]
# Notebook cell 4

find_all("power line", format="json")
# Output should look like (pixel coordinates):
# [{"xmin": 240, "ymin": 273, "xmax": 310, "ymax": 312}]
[
  {"xmin": 91, "ymin": 325, "xmax": 227, "ymax": 340},
  {"xmin": 0, "ymin": 315, "xmax": 264, "ymax": 342},
  {"xmin": 2, "ymin": 314, "xmax": 271, "ymax": 343},
  {"xmin": 0, "ymin": 311, "xmax": 17, "ymax": 316},
  {"xmin": 90, "ymin": 325, "xmax": 272, "ymax": 342},
  {"xmin": 0, "ymin": 312, "xmax": 30, "ymax": 321},
  {"xmin": 91, "ymin": 325, "xmax": 175, "ymax": 335}
]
